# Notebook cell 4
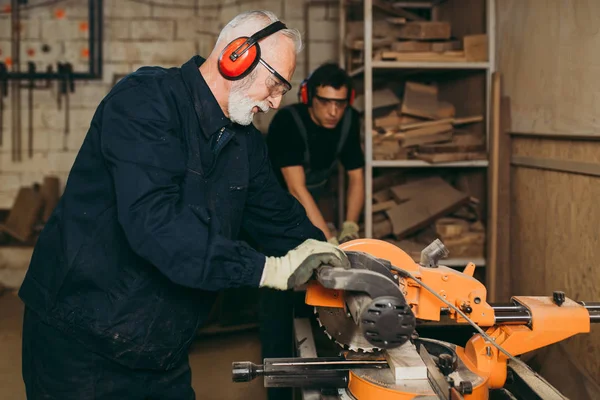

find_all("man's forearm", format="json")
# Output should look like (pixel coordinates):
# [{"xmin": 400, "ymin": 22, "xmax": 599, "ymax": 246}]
[
  {"xmin": 289, "ymin": 187, "xmax": 333, "ymax": 239},
  {"xmin": 346, "ymin": 173, "xmax": 365, "ymax": 223}
]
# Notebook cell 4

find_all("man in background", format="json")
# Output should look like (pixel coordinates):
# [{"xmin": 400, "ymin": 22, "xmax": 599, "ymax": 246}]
[
  {"xmin": 266, "ymin": 62, "xmax": 365, "ymax": 244},
  {"xmin": 259, "ymin": 63, "xmax": 365, "ymax": 400}
]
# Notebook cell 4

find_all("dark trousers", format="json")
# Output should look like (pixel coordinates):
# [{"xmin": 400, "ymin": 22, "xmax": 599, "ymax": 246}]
[
  {"xmin": 259, "ymin": 288, "xmax": 295, "ymax": 400},
  {"xmin": 21, "ymin": 307, "xmax": 195, "ymax": 400},
  {"xmin": 259, "ymin": 288, "xmax": 314, "ymax": 400}
]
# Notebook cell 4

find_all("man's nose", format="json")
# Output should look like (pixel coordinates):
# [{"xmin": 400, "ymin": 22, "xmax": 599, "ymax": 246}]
[
  {"xmin": 328, "ymin": 103, "xmax": 341, "ymax": 116},
  {"xmin": 269, "ymin": 95, "xmax": 283, "ymax": 109}
]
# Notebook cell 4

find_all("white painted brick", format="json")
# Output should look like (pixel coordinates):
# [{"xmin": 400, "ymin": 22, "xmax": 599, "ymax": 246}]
[
  {"xmin": 105, "ymin": 0, "xmax": 152, "ymax": 18},
  {"xmin": 195, "ymin": 0, "xmax": 222, "ymax": 19},
  {"xmin": 0, "ymin": 191, "xmax": 17, "ymax": 210},
  {"xmin": 131, "ymin": 20, "xmax": 175, "ymax": 40},
  {"xmin": 47, "ymin": 151, "xmax": 79, "ymax": 173},
  {"xmin": 0, "ymin": 152, "xmax": 49, "ymax": 173},
  {"xmin": 0, "ymin": 151, "xmax": 77, "ymax": 174},
  {"xmin": 41, "ymin": 19, "xmax": 88, "ymax": 41},
  {"xmin": 35, "ymin": 107, "xmax": 96, "ymax": 132},
  {"xmin": 0, "ymin": 174, "xmax": 22, "ymax": 192},
  {"xmin": 244, "ymin": 0, "xmax": 283, "ymax": 18},
  {"xmin": 63, "ymin": 39, "xmax": 96, "ymax": 66},
  {"xmin": 0, "ymin": 16, "xmax": 40, "ymax": 40},
  {"xmin": 151, "ymin": 0, "xmax": 198, "ymax": 19},
  {"xmin": 21, "ymin": 41, "xmax": 63, "ymax": 67},
  {"xmin": 20, "ymin": 172, "xmax": 46, "ymax": 187},
  {"xmin": 103, "ymin": 41, "xmax": 142, "ymax": 63},
  {"xmin": 284, "ymin": 2, "xmax": 327, "ymax": 20},
  {"xmin": 0, "ymin": 266, "xmax": 27, "ymax": 289},
  {"xmin": 307, "ymin": 41, "xmax": 338, "ymax": 70},
  {"xmin": 176, "ymin": 18, "xmax": 220, "ymax": 41},
  {"xmin": 0, "ymin": 39, "xmax": 66, "ymax": 67},
  {"xmin": 135, "ymin": 40, "xmax": 196, "ymax": 65},
  {"xmin": 101, "ymin": 63, "xmax": 134, "ymax": 85},
  {"xmin": 0, "ymin": 17, "xmax": 8, "ymax": 40},
  {"xmin": 24, "ymin": 2, "xmax": 90, "ymax": 19},
  {"xmin": 306, "ymin": 19, "xmax": 338, "ymax": 42},
  {"xmin": 219, "ymin": 4, "xmax": 242, "ymax": 24},
  {"xmin": 104, "ymin": 20, "xmax": 130, "ymax": 40},
  {"xmin": 68, "ymin": 82, "xmax": 110, "ymax": 109},
  {"xmin": 56, "ymin": 3, "xmax": 90, "ymax": 19},
  {"xmin": 104, "ymin": 40, "xmax": 195, "ymax": 65}
]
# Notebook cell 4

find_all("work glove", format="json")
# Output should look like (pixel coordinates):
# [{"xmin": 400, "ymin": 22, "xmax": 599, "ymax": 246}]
[
  {"xmin": 338, "ymin": 221, "xmax": 360, "ymax": 244},
  {"xmin": 327, "ymin": 236, "xmax": 340, "ymax": 245},
  {"xmin": 259, "ymin": 239, "xmax": 351, "ymax": 290}
]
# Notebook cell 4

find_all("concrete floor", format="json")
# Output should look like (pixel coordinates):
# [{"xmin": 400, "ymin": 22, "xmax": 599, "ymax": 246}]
[{"xmin": 0, "ymin": 290, "xmax": 266, "ymax": 400}]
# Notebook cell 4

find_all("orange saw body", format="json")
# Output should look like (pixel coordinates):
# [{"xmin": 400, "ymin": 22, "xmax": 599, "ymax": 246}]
[{"xmin": 233, "ymin": 239, "xmax": 599, "ymax": 400}]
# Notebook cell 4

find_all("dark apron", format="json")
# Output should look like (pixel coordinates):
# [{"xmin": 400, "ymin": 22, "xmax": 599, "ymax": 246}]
[{"xmin": 287, "ymin": 107, "xmax": 352, "ymax": 202}]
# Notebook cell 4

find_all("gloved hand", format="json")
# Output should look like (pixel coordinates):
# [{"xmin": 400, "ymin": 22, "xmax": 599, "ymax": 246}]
[
  {"xmin": 327, "ymin": 236, "xmax": 340, "ymax": 245},
  {"xmin": 259, "ymin": 239, "xmax": 350, "ymax": 290},
  {"xmin": 338, "ymin": 221, "xmax": 360, "ymax": 243}
]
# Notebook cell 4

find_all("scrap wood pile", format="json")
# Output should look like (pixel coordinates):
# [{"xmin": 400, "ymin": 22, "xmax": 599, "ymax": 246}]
[
  {"xmin": 0, "ymin": 176, "xmax": 60, "ymax": 245},
  {"xmin": 344, "ymin": 2, "xmax": 488, "ymax": 66},
  {"xmin": 367, "ymin": 175, "xmax": 485, "ymax": 261},
  {"xmin": 354, "ymin": 81, "xmax": 486, "ymax": 163}
]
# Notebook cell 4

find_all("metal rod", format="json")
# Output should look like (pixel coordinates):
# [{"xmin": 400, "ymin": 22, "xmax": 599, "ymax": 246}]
[
  {"xmin": 578, "ymin": 301, "xmax": 600, "ymax": 311},
  {"xmin": 11, "ymin": 0, "xmax": 21, "ymax": 162},
  {"xmin": 491, "ymin": 305, "xmax": 523, "ymax": 312},
  {"xmin": 492, "ymin": 303, "xmax": 600, "ymax": 324}
]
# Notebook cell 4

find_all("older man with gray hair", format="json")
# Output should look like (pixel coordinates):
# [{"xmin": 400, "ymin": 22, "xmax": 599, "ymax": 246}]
[{"xmin": 18, "ymin": 10, "xmax": 348, "ymax": 400}]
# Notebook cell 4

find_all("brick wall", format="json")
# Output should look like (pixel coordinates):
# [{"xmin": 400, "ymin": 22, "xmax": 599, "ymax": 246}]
[{"xmin": 0, "ymin": 0, "xmax": 340, "ymax": 208}]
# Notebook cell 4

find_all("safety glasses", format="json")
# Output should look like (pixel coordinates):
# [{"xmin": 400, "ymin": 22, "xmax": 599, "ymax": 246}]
[
  {"xmin": 314, "ymin": 94, "xmax": 348, "ymax": 109},
  {"xmin": 259, "ymin": 58, "xmax": 292, "ymax": 97}
]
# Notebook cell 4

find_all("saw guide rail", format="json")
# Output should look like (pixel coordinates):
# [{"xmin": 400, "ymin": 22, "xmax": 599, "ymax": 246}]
[{"xmin": 233, "ymin": 239, "xmax": 599, "ymax": 399}]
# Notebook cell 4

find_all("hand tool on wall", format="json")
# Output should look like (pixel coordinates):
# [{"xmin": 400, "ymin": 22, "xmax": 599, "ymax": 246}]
[
  {"xmin": 27, "ymin": 61, "xmax": 35, "ymax": 158},
  {"xmin": 61, "ymin": 63, "xmax": 74, "ymax": 152},
  {"xmin": 234, "ymin": 239, "xmax": 599, "ymax": 399},
  {"xmin": 0, "ymin": 62, "xmax": 7, "ymax": 147}
]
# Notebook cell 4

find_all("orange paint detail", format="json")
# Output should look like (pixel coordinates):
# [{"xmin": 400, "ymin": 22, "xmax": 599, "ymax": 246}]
[
  {"xmin": 27, "ymin": 48, "xmax": 35, "ymax": 57},
  {"xmin": 54, "ymin": 9, "xmax": 66, "ymax": 19},
  {"xmin": 305, "ymin": 280, "xmax": 344, "ymax": 308},
  {"xmin": 79, "ymin": 21, "xmax": 89, "ymax": 32},
  {"xmin": 348, "ymin": 372, "xmax": 434, "ymax": 400},
  {"xmin": 5, "ymin": 57, "xmax": 12, "ymax": 67},
  {"xmin": 81, "ymin": 48, "xmax": 90, "ymax": 58}
]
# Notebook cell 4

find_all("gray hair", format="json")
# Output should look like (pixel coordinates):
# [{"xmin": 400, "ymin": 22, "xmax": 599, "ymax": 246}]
[{"xmin": 216, "ymin": 10, "xmax": 303, "ymax": 54}]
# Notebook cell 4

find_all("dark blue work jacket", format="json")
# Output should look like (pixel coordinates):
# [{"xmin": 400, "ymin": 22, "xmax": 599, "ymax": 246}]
[{"xmin": 18, "ymin": 55, "xmax": 324, "ymax": 371}]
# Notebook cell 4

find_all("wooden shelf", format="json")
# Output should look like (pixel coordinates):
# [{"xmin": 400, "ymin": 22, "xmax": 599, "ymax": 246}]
[
  {"xmin": 372, "ymin": 60, "xmax": 491, "ymax": 70},
  {"xmin": 372, "ymin": 159, "xmax": 489, "ymax": 168}
]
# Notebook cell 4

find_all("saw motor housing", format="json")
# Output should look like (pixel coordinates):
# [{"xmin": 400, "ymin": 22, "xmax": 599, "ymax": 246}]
[{"xmin": 304, "ymin": 239, "xmax": 594, "ymax": 397}]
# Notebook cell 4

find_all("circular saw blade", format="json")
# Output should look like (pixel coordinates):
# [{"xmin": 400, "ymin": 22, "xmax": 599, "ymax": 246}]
[{"xmin": 314, "ymin": 306, "xmax": 380, "ymax": 353}]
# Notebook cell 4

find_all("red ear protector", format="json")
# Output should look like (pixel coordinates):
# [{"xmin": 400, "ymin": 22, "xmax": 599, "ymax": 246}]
[
  {"xmin": 298, "ymin": 75, "xmax": 356, "ymax": 106},
  {"xmin": 218, "ymin": 21, "xmax": 286, "ymax": 81}
]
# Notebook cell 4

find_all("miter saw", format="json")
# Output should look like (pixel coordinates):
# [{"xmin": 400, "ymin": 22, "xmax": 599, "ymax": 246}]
[{"xmin": 233, "ymin": 239, "xmax": 599, "ymax": 399}]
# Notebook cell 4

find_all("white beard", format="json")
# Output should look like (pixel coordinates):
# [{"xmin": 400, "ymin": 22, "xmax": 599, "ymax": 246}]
[{"xmin": 228, "ymin": 79, "xmax": 270, "ymax": 126}]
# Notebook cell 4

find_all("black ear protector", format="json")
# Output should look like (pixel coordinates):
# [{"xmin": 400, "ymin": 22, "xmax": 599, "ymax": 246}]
[
  {"xmin": 298, "ymin": 68, "xmax": 356, "ymax": 107},
  {"xmin": 218, "ymin": 21, "xmax": 287, "ymax": 81}
]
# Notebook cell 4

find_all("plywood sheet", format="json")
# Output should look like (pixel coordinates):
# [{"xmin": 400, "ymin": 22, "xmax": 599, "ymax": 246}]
[
  {"xmin": 510, "ymin": 137, "xmax": 600, "ymax": 390},
  {"xmin": 497, "ymin": 0, "xmax": 600, "ymax": 135}
]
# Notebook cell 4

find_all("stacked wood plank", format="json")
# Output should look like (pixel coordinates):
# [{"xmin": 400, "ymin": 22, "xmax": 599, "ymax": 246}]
[
  {"xmin": 368, "ymin": 176, "xmax": 485, "ymax": 262},
  {"xmin": 358, "ymin": 81, "xmax": 486, "ymax": 163},
  {"xmin": 345, "ymin": 17, "xmax": 488, "ymax": 65}
]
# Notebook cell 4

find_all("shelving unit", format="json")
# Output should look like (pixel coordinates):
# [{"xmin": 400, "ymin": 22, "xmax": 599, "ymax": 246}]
[{"xmin": 339, "ymin": 0, "xmax": 496, "ymax": 268}]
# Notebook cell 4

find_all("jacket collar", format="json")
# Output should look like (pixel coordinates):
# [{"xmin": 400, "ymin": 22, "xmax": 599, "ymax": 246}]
[{"xmin": 181, "ymin": 55, "xmax": 230, "ymax": 138}]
